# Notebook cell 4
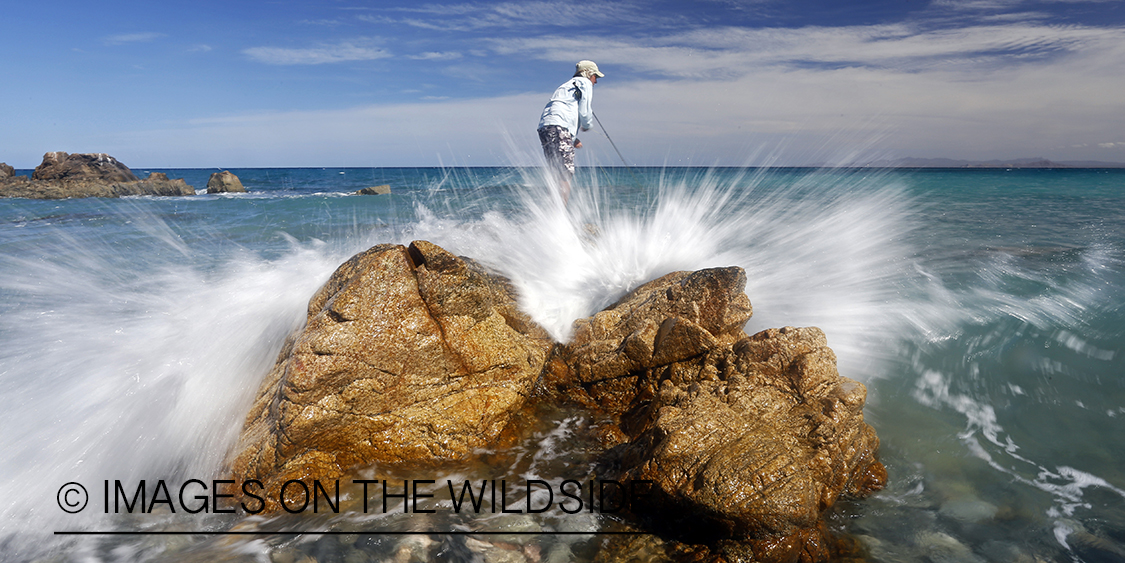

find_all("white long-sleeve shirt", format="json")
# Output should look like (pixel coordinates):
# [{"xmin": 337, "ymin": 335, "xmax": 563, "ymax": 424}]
[{"xmin": 537, "ymin": 76, "xmax": 593, "ymax": 137}]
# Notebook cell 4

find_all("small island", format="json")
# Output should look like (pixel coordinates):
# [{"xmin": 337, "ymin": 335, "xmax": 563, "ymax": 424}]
[{"xmin": 0, "ymin": 152, "xmax": 195, "ymax": 199}]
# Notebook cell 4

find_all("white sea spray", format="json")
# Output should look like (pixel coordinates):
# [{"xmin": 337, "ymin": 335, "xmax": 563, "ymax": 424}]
[
  {"xmin": 1, "ymin": 166, "xmax": 1122, "ymax": 562},
  {"xmin": 0, "ymin": 204, "xmax": 350, "ymax": 559},
  {"xmin": 401, "ymin": 166, "xmax": 921, "ymax": 379}
]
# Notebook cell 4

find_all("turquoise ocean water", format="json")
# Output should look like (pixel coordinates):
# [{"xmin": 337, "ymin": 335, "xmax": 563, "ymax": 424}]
[{"xmin": 1, "ymin": 166, "xmax": 1123, "ymax": 562}]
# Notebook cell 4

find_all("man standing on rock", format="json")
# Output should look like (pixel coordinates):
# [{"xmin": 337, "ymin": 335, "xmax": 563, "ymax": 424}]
[{"xmin": 537, "ymin": 60, "xmax": 604, "ymax": 206}]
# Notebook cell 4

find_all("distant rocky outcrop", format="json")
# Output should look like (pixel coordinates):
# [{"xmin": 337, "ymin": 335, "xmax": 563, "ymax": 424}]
[
  {"xmin": 0, "ymin": 152, "xmax": 195, "ymax": 199},
  {"xmin": 207, "ymin": 170, "xmax": 246, "ymax": 193},
  {"xmin": 33, "ymin": 152, "xmax": 138, "ymax": 182},
  {"xmin": 229, "ymin": 241, "xmax": 885, "ymax": 562},
  {"xmin": 0, "ymin": 163, "xmax": 13, "ymax": 179},
  {"xmin": 854, "ymin": 156, "xmax": 1125, "ymax": 168}
]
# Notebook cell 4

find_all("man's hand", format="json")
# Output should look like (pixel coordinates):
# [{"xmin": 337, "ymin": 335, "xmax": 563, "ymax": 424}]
[{"xmin": 574, "ymin": 138, "xmax": 583, "ymax": 149}]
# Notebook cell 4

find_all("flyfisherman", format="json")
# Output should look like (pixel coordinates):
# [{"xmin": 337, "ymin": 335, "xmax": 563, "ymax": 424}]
[{"xmin": 537, "ymin": 60, "xmax": 604, "ymax": 206}]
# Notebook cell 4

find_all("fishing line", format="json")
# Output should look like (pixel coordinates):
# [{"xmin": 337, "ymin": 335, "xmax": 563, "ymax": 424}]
[
  {"xmin": 593, "ymin": 111, "xmax": 643, "ymax": 189},
  {"xmin": 593, "ymin": 112, "xmax": 631, "ymax": 167}
]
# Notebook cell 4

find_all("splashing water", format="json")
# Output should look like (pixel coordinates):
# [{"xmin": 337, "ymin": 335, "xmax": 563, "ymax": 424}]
[
  {"xmin": 0, "ymin": 167, "xmax": 921, "ymax": 559},
  {"xmin": 0, "ymin": 203, "xmax": 356, "ymax": 559},
  {"xmin": 2, "ymin": 166, "xmax": 1122, "ymax": 562},
  {"xmin": 403, "ymin": 166, "xmax": 919, "ymax": 379}
]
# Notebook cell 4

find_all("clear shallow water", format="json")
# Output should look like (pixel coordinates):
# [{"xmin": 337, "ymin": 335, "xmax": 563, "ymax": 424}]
[{"xmin": 1, "ymin": 167, "xmax": 1123, "ymax": 562}]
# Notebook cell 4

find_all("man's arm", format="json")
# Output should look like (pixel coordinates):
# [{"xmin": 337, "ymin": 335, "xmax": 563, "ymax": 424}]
[{"xmin": 576, "ymin": 79, "xmax": 594, "ymax": 132}]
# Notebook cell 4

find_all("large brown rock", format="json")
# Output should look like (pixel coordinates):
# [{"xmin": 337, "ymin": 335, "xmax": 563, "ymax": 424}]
[
  {"xmin": 206, "ymin": 170, "xmax": 246, "ymax": 193},
  {"xmin": 0, "ymin": 153, "xmax": 195, "ymax": 199},
  {"xmin": 231, "ymin": 241, "xmax": 554, "ymax": 503},
  {"xmin": 0, "ymin": 163, "xmax": 13, "ymax": 179},
  {"xmin": 609, "ymin": 328, "xmax": 885, "ymax": 562},
  {"xmin": 548, "ymin": 269, "xmax": 884, "ymax": 562},
  {"xmin": 32, "ymin": 151, "xmax": 138, "ymax": 182},
  {"xmin": 227, "ymin": 241, "xmax": 885, "ymax": 562}
]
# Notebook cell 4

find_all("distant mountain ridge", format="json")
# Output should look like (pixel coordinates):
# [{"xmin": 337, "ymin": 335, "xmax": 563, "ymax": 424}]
[{"xmin": 856, "ymin": 157, "xmax": 1125, "ymax": 168}]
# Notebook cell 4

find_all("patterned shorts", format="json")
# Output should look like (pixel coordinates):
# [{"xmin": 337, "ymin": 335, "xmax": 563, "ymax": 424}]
[{"xmin": 538, "ymin": 125, "xmax": 575, "ymax": 178}]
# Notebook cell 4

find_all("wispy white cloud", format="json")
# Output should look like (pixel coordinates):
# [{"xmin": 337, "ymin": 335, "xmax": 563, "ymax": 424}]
[
  {"xmin": 8, "ymin": 0, "xmax": 1124, "ymax": 168},
  {"xmin": 930, "ymin": 0, "xmax": 1023, "ymax": 11},
  {"xmin": 105, "ymin": 42, "xmax": 1125, "ymax": 167},
  {"xmin": 243, "ymin": 40, "xmax": 391, "ymax": 65},
  {"xmin": 136, "ymin": 18, "xmax": 1125, "ymax": 166},
  {"xmin": 103, "ymin": 32, "xmax": 165, "ymax": 45},
  {"xmin": 116, "ymin": 92, "xmax": 548, "ymax": 166},
  {"xmin": 300, "ymin": 19, "xmax": 346, "ymax": 26},
  {"xmin": 187, "ymin": 44, "xmax": 212, "ymax": 53},
  {"xmin": 407, "ymin": 51, "xmax": 463, "ymax": 60},
  {"xmin": 934, "ymin": 0, "xmax": 1120, "ymax": 9},
  {"xmin": 493, "ymin": 22, "xmax": 1125, "ymax": 78},
  {"xmin": 361, "ymin": 0, "xmax": 667, "ymax": 32}
]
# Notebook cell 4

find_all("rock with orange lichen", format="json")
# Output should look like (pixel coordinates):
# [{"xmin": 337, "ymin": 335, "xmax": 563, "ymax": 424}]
[
  {"xmin": 550, "ymin": 269, "xmax": 885, "ymax": 563},
  {"xmin": 230, "ymin": 240, "xmax": 553, "ymax": 506}
]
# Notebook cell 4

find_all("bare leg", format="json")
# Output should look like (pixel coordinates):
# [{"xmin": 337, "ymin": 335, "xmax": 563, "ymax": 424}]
[{"xmin": 559, "ymin": 178, "xmax": 571, "ymax": 207}]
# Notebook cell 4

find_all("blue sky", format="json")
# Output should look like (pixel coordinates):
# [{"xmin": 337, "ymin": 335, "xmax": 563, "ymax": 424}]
[{"xmin": 2, "ymin": 0, "xmax": 1124, "ymax": 168}]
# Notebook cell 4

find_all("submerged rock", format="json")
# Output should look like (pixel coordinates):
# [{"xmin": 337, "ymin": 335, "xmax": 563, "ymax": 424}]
[
  {"xmin": 1069, "ymin": 530, "xmax": 1125, "ymax": 562},
  {"xmin": 228, "ymin": 241, "xmax": 885, "ymax": 561},
  {"xmin": 914, "ymin": 530, "xmax": 986, "ymax": 563},
  {"xmin": 207, "ymin": 170, "xmax": 246, "ymax": 193},
  {"xmin": 939, "ymin": 497, "xmax": 998, "ymax": 524},
  {"xmin": 0, "ymin": 152, "xmax": 194, "ymax": 199}
]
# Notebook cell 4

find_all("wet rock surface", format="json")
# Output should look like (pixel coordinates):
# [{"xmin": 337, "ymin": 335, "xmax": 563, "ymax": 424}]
[
  {"xmin": 232, "ymin": 241, "xmax": 554, "ymax": 505},
  {"xmin": 545, "ymin": 268, "xmax": 753, "ymax": 417},
  {"xmin": 229, "ymin": 240, "xmax": 885, "ymax": 561},
  {"xmin": 553, "ymin": 269, "xmax": 885, "ymax": 561}
]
